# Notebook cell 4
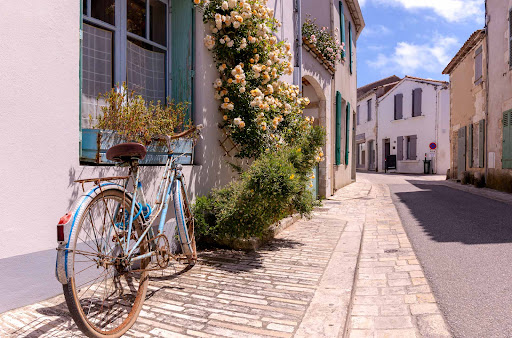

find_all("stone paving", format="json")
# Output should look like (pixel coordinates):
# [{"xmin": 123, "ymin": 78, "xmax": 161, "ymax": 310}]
[{"xmin": 0, "ymin": 177, "xmax": 452, "ymax": 337}]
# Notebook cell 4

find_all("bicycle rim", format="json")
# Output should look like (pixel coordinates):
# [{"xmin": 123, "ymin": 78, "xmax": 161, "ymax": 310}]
[
  {"xmin": 64, "ymin": 189, "xmax": 149, "ymax": 338},
  {"xmin": 173, "ymin": 179, "xmax": 197, "ymax": 264}
]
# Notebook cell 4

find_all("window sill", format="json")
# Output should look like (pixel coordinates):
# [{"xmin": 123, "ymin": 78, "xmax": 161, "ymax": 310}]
[
  {"xmin": 391, "ymin": 115, "xmax": 425, "ymax": 122},
  {"xmin": 399, "ymin": 160, "xmax": 420, "ymax": 163}
]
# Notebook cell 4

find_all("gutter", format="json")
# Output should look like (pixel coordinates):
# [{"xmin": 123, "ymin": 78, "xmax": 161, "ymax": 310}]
[
  {"xmin": 484, "ymin": 6, "xmax": 490, "ymax": 180},
  {"xmin": 294, "ymin": 0, "xmax": 302, "ymax": 92}
]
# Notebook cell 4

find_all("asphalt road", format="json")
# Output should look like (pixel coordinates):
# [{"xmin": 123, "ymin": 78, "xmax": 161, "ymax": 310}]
[{"xmin": 360, "ymin": 172, "xmax": 512, "ymax": 338}]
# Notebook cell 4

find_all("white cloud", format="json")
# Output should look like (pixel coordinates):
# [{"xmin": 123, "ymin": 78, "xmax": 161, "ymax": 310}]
[
  {"xmin": 358, "ymin": 0, "xmax": 367, "ymax": 7},
  {"xmin": 362, "ymin": 25, "xmax": 392, "ymax": 37},
  {"xmin": 367, "ymin": 35, "xmax": 459, "ymax": 76},
  {"xmin": 368, "ymin": 0, "xmax": 483, "ymax": 23}
]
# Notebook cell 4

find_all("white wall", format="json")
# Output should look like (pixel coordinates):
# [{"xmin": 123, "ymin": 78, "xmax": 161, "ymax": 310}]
[
  {"xmin": 356, "ymin": 92, "xmax": 377, "ymax": 170},
  {"xmin": 377, "ymin": 79, "xmax": 450, "ymax": 174}
]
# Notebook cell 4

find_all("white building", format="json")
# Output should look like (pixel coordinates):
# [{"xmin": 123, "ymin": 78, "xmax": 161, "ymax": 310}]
[
  {"xmin": 0, "ymin": 0, "xmax": 363, "ymax": 312},
  {"xmin": 356, "ymin": 76, "xmax": 401, "ymax": 171},
  {"xmin": 377, "ymin": 76, "xmax": 450, "ymax": 174}
]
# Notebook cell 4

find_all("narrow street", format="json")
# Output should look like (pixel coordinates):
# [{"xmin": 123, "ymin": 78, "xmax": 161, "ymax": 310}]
[{"xmin": 362, "ymin": 172, "xmax": 512, "ymax": 338}]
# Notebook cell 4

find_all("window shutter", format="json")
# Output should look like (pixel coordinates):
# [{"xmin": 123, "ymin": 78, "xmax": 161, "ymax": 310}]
[
  {"xmin": 349, "ymin": 22, "xmax": 353, "ymax": 74},
  {"xmin": 475, "ymin": 46, "xmax": 483, "ymax": 84},
  {"xmin": 478, "ymin": 119, "xmax": 485, "ymax": 168},
  {"xmin": 503, "ymin": 111, "xmax": 512, "ymax": 168},
  {"xmin": 468, "ymin": 124, "xmax": 473, "ymax": 168},
  {"xmin": 172, "ymin": 0, "xmax": 194, "ymax": 121},
  {"xmin": 412, "ymin": 88, "xmax": 422, "ymax": 117},
  {"xmin": 410, "ymin": 135, "xmax": 417, "ymax": 160},
  {"xmin": 345, "ymin": 102, "xmax": 351, "ymax": 164},
  {"xmin": 367, "ymin": 99, "xmax": 372, "ymax": 121},
  {"xmin": 357, "ymin": 105, "xmax": 360, "ymax": 125},
  {"xmin": 339, "ymin": 1, "xmax": 345, "ymax": 59},
  {"xmin": 335, "ymin": 91, "xmax": 342, "ymax": 165},
  {"xmin": 394, "ymin": 94, "xmax": 403, "ymax": 120},
  {"xmin": 397, "ymin": 136, "xmax": 403, "ymax": 161}
]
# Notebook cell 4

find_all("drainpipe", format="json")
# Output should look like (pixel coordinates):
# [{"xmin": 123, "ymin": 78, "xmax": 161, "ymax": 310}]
[
  {"xmin": 293, "ymin": 0, "xmax": 302, "ymax": 92},
  {"xmin": 435, "ymin": 86, "xmax": 441, "ymax": 174}
]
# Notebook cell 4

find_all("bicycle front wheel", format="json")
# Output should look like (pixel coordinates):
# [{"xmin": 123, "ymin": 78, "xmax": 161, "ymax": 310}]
[
  {"xmin": 63, "ymin": 188, "xmax": 149, "ymax": 338},
  {"xmin": 173, "ymin": 178, "xmax": 197, "ymax": 265}
]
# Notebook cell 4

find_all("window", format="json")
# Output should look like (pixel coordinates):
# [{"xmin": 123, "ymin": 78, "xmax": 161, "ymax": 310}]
[
  {"xmin": 80, "ymin": 0, "xmax": 194, "ymax": 164},
  {"xmin": 82, "ymin": 0, "xmax": 169, "ymax": 130},
  {"xmin": 475, "ymin": 46, "xmax": 483, "ymax": 85},
  {"xmin": 367, "ymin": 99, "xmax": 372, "ymax": 121},
  {"xmin": 357, "ymin": 105, "xmax": 360, "ymax": 125},
  {"xmin": 406, "ymin": 135, "xmax": 417, "ymax": 160},
  {"xmin": 412, "ymin": 88, "xmax": 422, "ymax": 117},
  {"xmin": 509, "ymin": 8, "xmax": 512, "ymax": 69},
  {"xmin": 394, "ymin": 94, "xmax": 403, "ymax": 120}
]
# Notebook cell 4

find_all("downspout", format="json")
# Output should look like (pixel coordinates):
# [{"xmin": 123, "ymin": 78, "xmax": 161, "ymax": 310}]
[
  {"xmin": 435, "ymin": 86, "xmax": 441, "ymax": 174},
  {"xmin": 484, "ymin": 7, "xmax": 490, "ymax": 181},
  {"xmin": 330, "ymin": 0, "xmax": 336, "ymax": 194},
  {"xmin": 294, "ymin": 0, "xmax": 302, "ymax": 92}
]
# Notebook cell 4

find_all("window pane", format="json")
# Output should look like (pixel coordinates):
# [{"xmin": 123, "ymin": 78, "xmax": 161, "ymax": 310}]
[
  {"xmin": 82, "ymin": 23, "xmax": 114, "ymax": 128},
  {"xmin": 128, "ymin": 0, "xmax": 147, "ymax": 38},
  {"xmin": 150, "ymin": 0, "xmax": 167, "ymax": 46},
  {"xmin": 127, "ymin": 39, "xmax": 166, "ymax": 104},
  {"xmin": 83, "ymin": 0, "xmax": 87, "ymax": 15},
  {"xmin": 91, "ymin": 0, "xmax": 115, "ymax": 25}
]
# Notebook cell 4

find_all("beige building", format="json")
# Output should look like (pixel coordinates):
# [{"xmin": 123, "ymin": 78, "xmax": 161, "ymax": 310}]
[
  {"xmin": 486, "ymin": 0, "xmax": 512, "ymax": 191},
  {"xmin": 442, "ymin": 30, "xmax": 487, "ymax": 181},
  {"xmin": 444, "ymin": 1, "xmax": 512, "ymax": 192}
]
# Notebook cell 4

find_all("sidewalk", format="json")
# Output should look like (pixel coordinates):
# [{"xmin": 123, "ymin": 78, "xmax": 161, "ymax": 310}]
[{"xmin": 0, "ymin": 178, "xmax": 451, "ymax": 337}]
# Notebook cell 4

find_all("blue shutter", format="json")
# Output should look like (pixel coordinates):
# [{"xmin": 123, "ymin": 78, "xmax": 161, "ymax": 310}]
[
  {"xmin": 397, "ymin": 136, "xmax": 403, "ymax": 161},
  {"xmin": 349, "ymin": 22, "xmax": 353, "ymax": 74},
  {"xmin": 479, "ymin": 119, "xmax": 485, "ymax": 168},
  {"xmin": 335, "ymin": 91, "xmax": 342, "ymax": 165},
  {"xmin": 172, "ymin": 0, "xmax": 194, "ymax": 120},
  {"xmin": 503, "ymin": 111, "xmax": 512, "ymax": 168},
  {"xmin": 468, "ymin": 124, "xmax": 473, "ymax": 168},
  {"xmin": 338, "ymin": 1, "xmax": 345, "ymax": 59},
  {"xmin": 345, "ymin": 102, "xmax": 351, "ymax": 164}
]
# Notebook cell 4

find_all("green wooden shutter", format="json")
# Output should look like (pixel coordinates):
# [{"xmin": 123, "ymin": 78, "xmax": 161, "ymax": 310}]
[
  {"xmin": 335, "ymin": 91, "xmax": 342, "ymax": 165},
  {"xmin": 509, "ymin": 9, "xmax": 512, "ymax": 70},
  {"xmin": 345, "ymin": 102, "xmax": 351, "ymax": 164},
  {"xmin": 348, "ymin": 22, "xmax": 353, "ymax": 74},
  {"xmin": 479, "ymin": 120, "xmax": 485, "ymax": 168},
  {"xmin": 503, "ymin": 111, "xmax": 512, "ymax": 169},
  {"xmin": 338, "ymin": 1, "xmax": 345, "ymax": 59},
  {"xmin": 172, "ymin": 0, "xmax": 194, "ymax": 120},
  {"xmin": 468, "ymin": 124, "xmax": 473, "ymax": 168}
]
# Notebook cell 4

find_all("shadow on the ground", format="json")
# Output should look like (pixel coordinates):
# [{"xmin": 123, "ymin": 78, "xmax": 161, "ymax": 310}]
[
  {"xmin": 392, "ymin": 179, "xmax": 512, "ymax": 245},
  {"xmin": 199, "ymin": 237, "xmax": 304, "ymax": 273}
]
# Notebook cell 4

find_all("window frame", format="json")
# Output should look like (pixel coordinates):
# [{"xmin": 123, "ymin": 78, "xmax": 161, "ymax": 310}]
[
  {"xmin": 474, "ymin": 45, "xmax": 483, "ymax": 85},
  {"xmin": 367, "ymin": 99, "xmax": 372, "ymax": 121}
]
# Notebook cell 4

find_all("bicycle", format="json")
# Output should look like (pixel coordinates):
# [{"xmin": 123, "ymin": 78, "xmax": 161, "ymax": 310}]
[{"xmin": 55, "ymin": 126, "xmax": 200, "ymax": 338}]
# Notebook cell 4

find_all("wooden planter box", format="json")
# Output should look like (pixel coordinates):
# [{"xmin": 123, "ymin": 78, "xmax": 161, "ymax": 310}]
[
  {"xmin": 81, "ymin": 128, "xmax": 194, "ymax": 165},
  {"xmin": 302, "ymin": 37, "xmax": 337, "ymax": 75}
]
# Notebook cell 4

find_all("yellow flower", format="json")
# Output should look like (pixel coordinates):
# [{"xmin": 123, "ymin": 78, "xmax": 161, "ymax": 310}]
[
  {"xmin": 223, "ymin": 115, "xmax": 228, "ymax": 120},
  {"xmin": 289, "ymin": 174, "xmax": 294, "ymax": 180},
  {"xmin": 224, "ymin": 97, "xmax": 230, "ymax": 103},
  {"xmin": 297, "ymin": 147, "xmax": 301, "ymax": 152}
]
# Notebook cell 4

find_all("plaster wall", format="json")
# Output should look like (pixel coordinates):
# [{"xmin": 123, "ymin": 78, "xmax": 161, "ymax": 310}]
[
  {"xmin": 448, "ymin": 37, "xmax": 487, "ymax": 178},
  {"xmin": 356, "ymin": 93, "xmax": 377, "ymax": 170},
  {"xmin": 486, "ymin": 0, "xmax": 512, "ymax": 178},
  {"xmin": 377, "ymin": 79, "xmax": 450, "ymax": 174}
]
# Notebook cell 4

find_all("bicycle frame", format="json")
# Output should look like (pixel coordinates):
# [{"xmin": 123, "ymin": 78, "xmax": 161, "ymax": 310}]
[{"xmin": 107, "ymin": 154, "xmax": 187, "ymax": 265}]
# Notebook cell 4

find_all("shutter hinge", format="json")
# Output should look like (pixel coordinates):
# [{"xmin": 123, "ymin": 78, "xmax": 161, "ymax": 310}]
[
  {"xmin": 79, "ymin": 29, "xmax": 83, "ymax": 40},
  {"xmin": 191, "ymin": 70, "xmax": 195, "ymax": 78}
]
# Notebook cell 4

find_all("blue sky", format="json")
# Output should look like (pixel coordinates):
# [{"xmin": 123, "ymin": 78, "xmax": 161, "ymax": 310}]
[{"xmin": 356, "ymin": 0, "xmax": 485, "ymax": 87}]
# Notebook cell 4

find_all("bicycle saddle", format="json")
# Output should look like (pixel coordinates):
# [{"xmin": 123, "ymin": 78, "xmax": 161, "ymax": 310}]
[{"xmin": 106, "ymin": 142, "xmax": 147, "ymax": 162}]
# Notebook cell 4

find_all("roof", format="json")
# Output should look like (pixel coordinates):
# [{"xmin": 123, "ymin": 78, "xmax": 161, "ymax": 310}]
[
  {"xmin": 378, "ymin": 76, "xmax": 449, "ymax": 102},
  {"xmin": 442, "ymin": 29, "xmax": 485, "ymax": 75},
  {"xmin": 357, "ymin": 75, "xmax": 402, "ymax": 99},
  {"xmin": 346, "ymin": 0, "xmax": 366, "ymax": 39}
]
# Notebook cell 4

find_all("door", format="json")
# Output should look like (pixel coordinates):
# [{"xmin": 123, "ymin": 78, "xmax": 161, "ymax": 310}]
[
  {"xmin": 368, "ymin": 140, "xmax": 375, "ymax": 170},
  {"xmin": 457, "ymin": 127, "xmax": 466, "ymax": 179}
]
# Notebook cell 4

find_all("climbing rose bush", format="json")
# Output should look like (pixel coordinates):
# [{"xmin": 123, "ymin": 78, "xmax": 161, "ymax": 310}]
[{"xmin": 192, "ymin": 0, "xmax": 326, "ymax": 242}]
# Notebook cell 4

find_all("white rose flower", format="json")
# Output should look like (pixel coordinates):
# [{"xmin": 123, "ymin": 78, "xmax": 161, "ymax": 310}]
[
  {"xmin": 221, "ymin": 1, "xmax": 229, "ymax": 10},
  {"xmin": 227, "ymin": 40, "xmax": 234, "ymax": 47},
  {"xmin": 228, "ymin": 0, "xmax": 237, "ymax": 8},
  {"xmin": 239, "ymin": 87, "xmax": 246, "ymax": 93}
]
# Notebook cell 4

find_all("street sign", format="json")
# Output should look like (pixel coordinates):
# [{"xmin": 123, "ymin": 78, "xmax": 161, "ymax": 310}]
[{"xmin": 429, "ymin": 142, "xmax": 437, "ymax": 150}]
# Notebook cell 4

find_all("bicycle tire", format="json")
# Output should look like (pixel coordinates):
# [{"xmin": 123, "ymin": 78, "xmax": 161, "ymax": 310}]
[
  {"xmin": 173, "ymin": 178, "xmax": 197, "ymax": 265},
  {"xmin": 63, "ymin": 188, "xmax": 149, "ymax": 338}
]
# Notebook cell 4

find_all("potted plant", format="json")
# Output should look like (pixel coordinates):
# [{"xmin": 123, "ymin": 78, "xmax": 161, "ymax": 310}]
[{"xmin": 81, "ymin": 83, "xmax": 194, "ymax": 165}]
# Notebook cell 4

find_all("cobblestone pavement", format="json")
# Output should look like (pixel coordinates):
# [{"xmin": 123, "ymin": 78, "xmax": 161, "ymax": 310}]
[{"xmin": 0, "ymin": 178, "xmax": 451, "ymax": 337}]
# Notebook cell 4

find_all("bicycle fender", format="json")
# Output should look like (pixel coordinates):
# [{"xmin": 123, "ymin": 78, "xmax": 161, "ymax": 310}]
[{"xmin": 55, "ymin": 183, "xmax": 127, "ymax": 285}]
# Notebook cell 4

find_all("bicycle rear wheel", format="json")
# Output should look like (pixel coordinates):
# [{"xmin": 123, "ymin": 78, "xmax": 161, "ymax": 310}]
[
  {"xmin": 173, "ymin": 178, "xmax": 197, "ymax": 265},
  {"xmin": 63, "ymin": 188, "xmax": 149, "ymax": 338}
]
